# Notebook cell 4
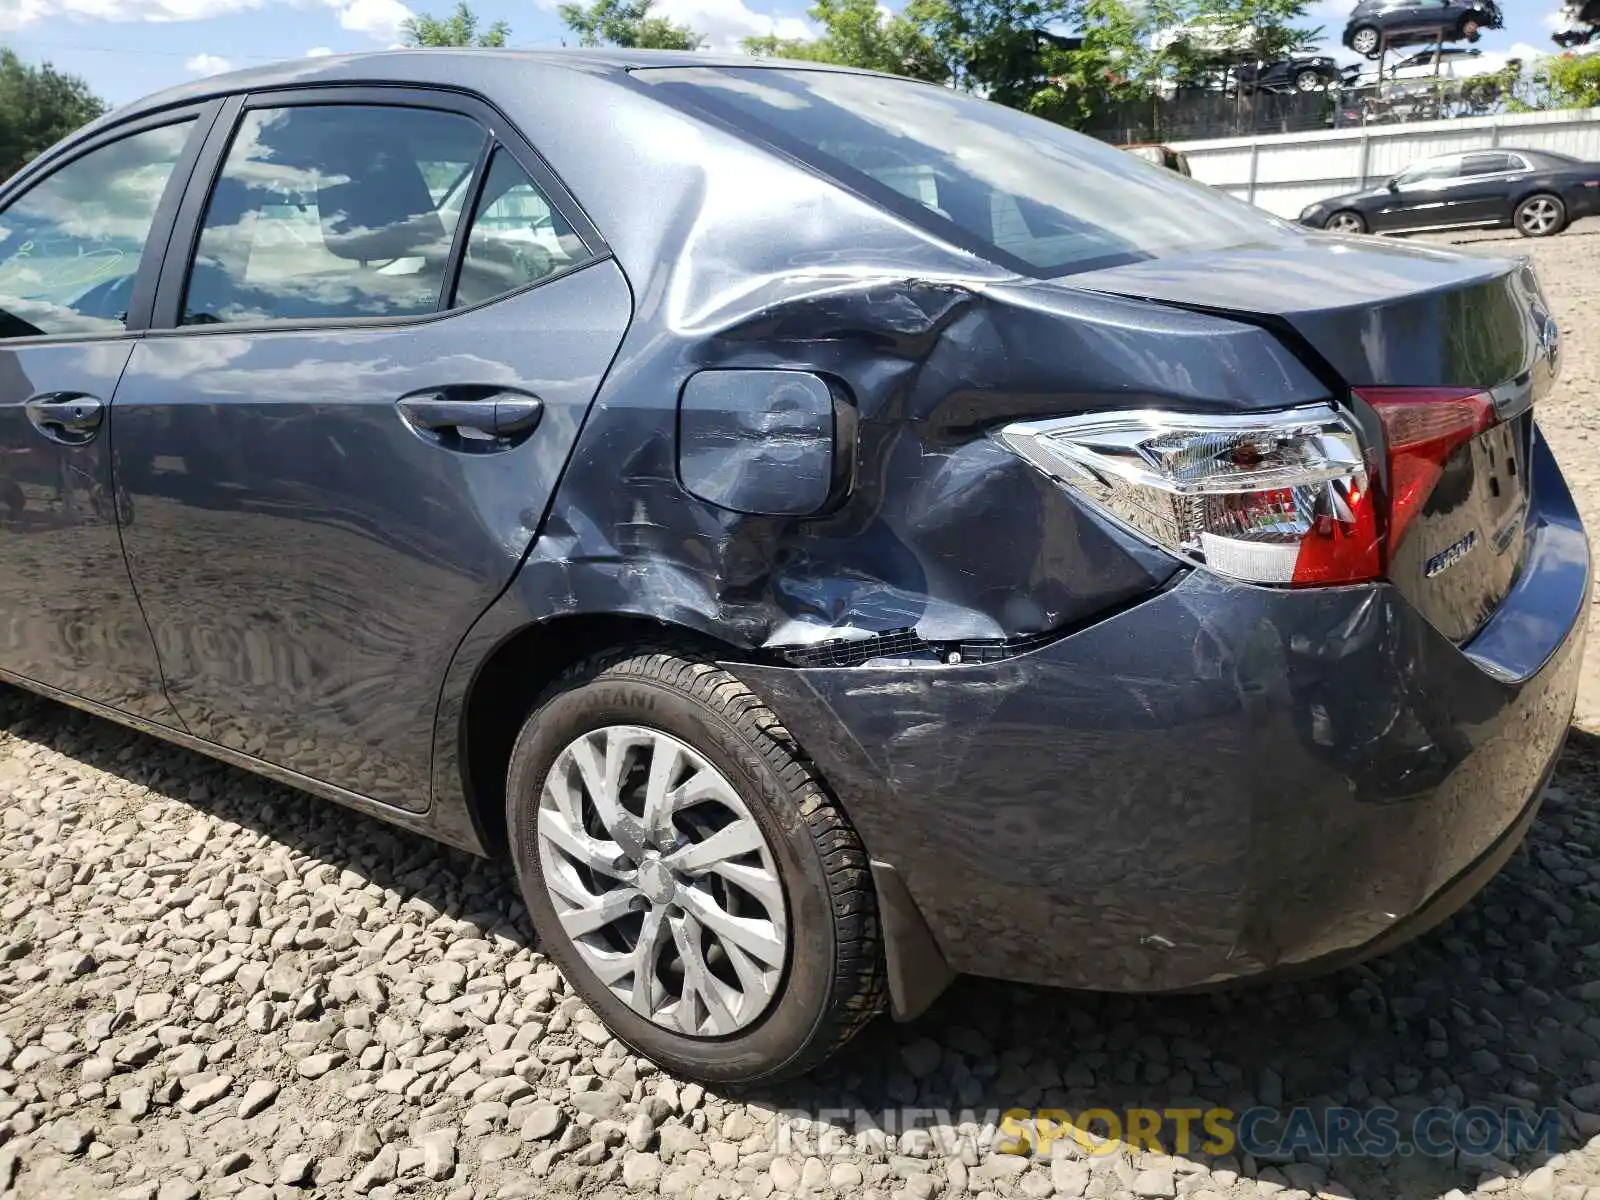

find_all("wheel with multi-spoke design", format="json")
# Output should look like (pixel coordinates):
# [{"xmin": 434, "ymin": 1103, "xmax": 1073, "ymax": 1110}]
[
  {"xmin": 1515, "ymin": 193, "xmax": 1565, "ymax": 238},
  {"xmin": 1324, "ymin": 210, "xmax": 1367, "ymax": 235},
  {"xmin": 506, "ymin": 648, "xmax": 885, "ymax": 1084}
]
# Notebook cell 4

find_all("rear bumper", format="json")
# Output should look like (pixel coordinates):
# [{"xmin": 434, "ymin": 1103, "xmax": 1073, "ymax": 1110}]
[
  {"xmin": 729, "ymin": 432, "xmax": 1588, "ymax": 994},
  {"xmin": 1567, "ymin": 185, "xmax": 1600, "ymax": 222}
]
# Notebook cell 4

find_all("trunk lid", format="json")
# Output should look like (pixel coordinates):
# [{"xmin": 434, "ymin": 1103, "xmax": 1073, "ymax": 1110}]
[{"xmin": 1067, "ymin": 236, "xmax": 1560, "ymax": 644}]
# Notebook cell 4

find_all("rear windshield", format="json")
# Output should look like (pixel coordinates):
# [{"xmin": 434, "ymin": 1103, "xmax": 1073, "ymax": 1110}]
[{"xmin": 636, "ymin": 67, "xmax": 1284, "ymax": 277}]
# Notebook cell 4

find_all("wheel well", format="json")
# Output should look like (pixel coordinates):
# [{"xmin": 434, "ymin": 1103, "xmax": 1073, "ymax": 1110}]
[{"xmin": 458, "ymin": 613, "xmax": 741, "ymax": 857}]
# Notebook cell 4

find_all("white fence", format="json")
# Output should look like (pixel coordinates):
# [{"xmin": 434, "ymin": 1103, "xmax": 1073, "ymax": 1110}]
[{"xmin": 1172, "ymin": 107, "xmax": 1600, "ymax": 219}]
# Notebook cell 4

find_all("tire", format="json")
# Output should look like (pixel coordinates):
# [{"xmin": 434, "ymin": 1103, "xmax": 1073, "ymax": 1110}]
[
  {"xmin": 1325, "ymin": 209, "xmax": 1368, "ymax": 234},
  {"xmin": 506, "ymin": 647, "xmax": 886, "ymax": 1086},
  {"xmin": 1459, "ymin": 17, "xmax": 1481, "ymax": 39},
  {"xmin": 1515, "ymin": 193, "xmax": 1566, "ymax": 238},
  {"xmin": 1295, "ymin": 68, "xmax": 1324, "ymax": 92},
  {"xmin": 1350, "ymin": 24, "xmax": 1381, "ymax": 56}
]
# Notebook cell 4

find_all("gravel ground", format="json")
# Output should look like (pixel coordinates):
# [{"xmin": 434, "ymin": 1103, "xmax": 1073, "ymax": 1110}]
[{"xmin": 8, "ymin": 228, "xmax": 1600, "ymax": 1200}]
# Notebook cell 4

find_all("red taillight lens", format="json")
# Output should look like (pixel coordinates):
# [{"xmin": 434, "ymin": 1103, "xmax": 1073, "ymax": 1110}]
[
  {"xmin": 1290, "ymin": 475, "xmax": 1380, "ymax": 586},
  {"xmin": 997, "ymin": 391, "xmax": 1500, "ymax": 591},
  {"xmin": 1356, "ymin": 387, "xmax": 1496, "ymax": 561}
]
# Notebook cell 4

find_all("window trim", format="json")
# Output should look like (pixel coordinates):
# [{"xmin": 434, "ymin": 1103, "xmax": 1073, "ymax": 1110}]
[
  {"xmin": 147, "ymin": 84, "xmax": 609, "ymax": 337},
  {"xmin": 445, "ymin": 143, "xmax": 597, "ymax": 312},
  {"xmin": 0, "ymin": 101, "xmax": 222, "ymax": 348}
]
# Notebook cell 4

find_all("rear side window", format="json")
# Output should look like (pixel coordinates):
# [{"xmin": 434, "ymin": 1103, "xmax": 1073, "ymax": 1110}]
[
  {"xmin": 640, "ymin": 68, "xmax": 1280, "ymax": 277},
  {"xmin": 1461, "ymin": 153, "xmax": 1513, "ymax": 175},
  {"xmin": 182, "ymin": 105, "xmax": 485, "ymax": 325},
  {"xmin": 451, "ymin": 149, "xmax": 587, "ymax": 309},
  {"xmin": 0, "ymin": 121, "xmax": 194, "ymax": 340}
]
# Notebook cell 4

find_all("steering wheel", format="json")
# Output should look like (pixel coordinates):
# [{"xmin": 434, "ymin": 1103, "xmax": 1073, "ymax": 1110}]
[{"xmin": 511, "ymin": 241, "xmax": 555, "ymax": 282}]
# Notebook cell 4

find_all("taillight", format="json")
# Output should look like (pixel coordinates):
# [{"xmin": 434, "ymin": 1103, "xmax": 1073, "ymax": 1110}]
[
  {"xmin": 996, "ymin": 390, "xmax": 1497, "ymax": 588},
  {"xmin": 1357, "ymin": 387, "xmax": 1495, "ymax": 556},
  {"xmin": 996, "ymin": 405, "xmax": 1379, "ymax": 586}
]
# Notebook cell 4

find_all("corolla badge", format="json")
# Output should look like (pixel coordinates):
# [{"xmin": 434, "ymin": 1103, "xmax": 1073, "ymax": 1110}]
[{"xmin": 1424, "ymin": 530, "xmax": 1479, "ymax": 579}]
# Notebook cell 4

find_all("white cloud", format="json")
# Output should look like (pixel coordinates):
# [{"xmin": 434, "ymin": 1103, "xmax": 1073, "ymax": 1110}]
[
  {"xmin": 0, "ymin": 0, "xmax": 408, "ymax": 41},
  {"xmin": 652, "ymin": 0, "xmax": 811, "ymax": 48},
  {"xmin": 1544, "ymin": 7, "xmax": 1571, "ymax": 29},
  {"xmin": 0, "ymin": 0, "xmax": 265, "ymax": 31},
  {"xmin": 329, "ymin": 0, "xmax": 410, "ymax": 39},
  {"xmin": 306, "ymin": 44, "xmax": 334, "ymax": 55},
  {"xmin": 184, "ymin": 51, "xmax": 232, "ymax": 73}
]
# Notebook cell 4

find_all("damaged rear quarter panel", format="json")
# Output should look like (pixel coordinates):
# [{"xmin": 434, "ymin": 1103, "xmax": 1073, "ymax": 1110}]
[
  {"xmin": 498, "ymin": 266, "xmax": 1330, "ymax": 650},
  {"xmin": 469, "ymin": 69, "xmax": 1330, "ymax": 650},
  {"xmin": 437, "ymin": 64, "xmax": 1332, "ymax": 814}
]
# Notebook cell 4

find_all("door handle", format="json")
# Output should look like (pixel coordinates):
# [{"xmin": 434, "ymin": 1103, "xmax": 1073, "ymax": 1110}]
[
  {"xmin": 24, "ymin": 392, "xmax": 104, "ymax": 446},
  {"xmin": 396, "ymin": 391, "xmax": 543, "ymax": 444}
]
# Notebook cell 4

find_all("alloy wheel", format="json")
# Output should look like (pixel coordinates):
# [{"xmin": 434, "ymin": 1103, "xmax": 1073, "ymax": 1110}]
[
  {"xmin": 535, "ymin": 724, "xmax": 789, "ymax": 1037},
  {"xmin": 1326, "ymin": 212, "xmax": 1365, "ymax": 234},
  {"xmin": 1352, "ymin": 27, "xmax": 1379, "ymax": 54},
  {"xmin": 1519, "ymin": 197, "xmax": 1561, "ymax": 236},
  {"xmin": 1295, "ymin": 70, "xmax": 1322, "ymax": 91}
]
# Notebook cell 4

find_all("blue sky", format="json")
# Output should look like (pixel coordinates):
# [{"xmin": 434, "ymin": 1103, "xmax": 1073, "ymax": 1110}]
[{"xmin": 0, "ymin": 0, "xmax": 1565, "ymax": 109}]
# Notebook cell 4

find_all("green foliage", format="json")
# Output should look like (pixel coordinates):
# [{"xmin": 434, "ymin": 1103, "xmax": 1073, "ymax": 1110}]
[
  {"xmin": 0, "ymin": 48, "xmax": 106, "ymax": 181},
  {"xmin": 740, "ymin": 0, "xmax": 1322, "ymax": 126},
  {"xmin": 1023, "ymin": 0, "xmax": 1164, "ymax": 126},
  {"xmin": 913, "ymin": 0, "xmax": 1080, "ymax": 104},
  {"xmin": 401, "ymin": 1, "xmax": 511, "ymax": 47},
  {"xmin": 744, "ymin": 0, "xmax": 944, "ymax": 81},
  {"xmin": 557, "ymin": 0, "xmax": 704, "ymax": 49},
  {"xmin": 1531, "ymin": 52, "xmax": 1600, "ymax": 110}
]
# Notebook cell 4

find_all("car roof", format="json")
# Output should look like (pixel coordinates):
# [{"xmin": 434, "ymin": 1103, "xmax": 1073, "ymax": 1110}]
[{"xmin": 80, "ymin": 48, "xmax": 872, "ymax": 137}]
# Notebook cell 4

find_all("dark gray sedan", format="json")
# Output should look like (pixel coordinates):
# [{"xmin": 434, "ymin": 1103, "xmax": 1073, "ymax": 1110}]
[
  {"xmin": 0, "ymin": 50, "xmax": 1585, "ymax": 1085},
  {"xmin": 1300, "ymin": 148, "xmax": 1600, "ymax": 238}
]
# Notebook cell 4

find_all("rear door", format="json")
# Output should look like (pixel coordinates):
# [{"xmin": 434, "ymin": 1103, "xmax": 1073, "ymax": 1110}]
[
  {"xmin": 0, "ymin": 106, "xmax": 213, "ymax": 721},
  {"xmin": 110, "ymin": 86, "xmax": 632, "ymax": 810},
  {"xmin": 1454, "ymin": 152, "xmax": 1518, "ymax": 225}
]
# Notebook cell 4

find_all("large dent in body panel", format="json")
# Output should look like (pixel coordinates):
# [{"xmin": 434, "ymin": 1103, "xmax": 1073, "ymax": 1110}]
[
  {"xmin": 470, "ymin": 68, "xmax": 1330, "ymax": 651},
  {"xmin": 515, "ymin": 267, "xmax": 1330, "ymax": 651}
]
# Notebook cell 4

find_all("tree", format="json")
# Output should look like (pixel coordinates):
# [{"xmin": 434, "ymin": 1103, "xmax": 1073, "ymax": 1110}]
[
  {"xmin": 1158, "ymin": 0, "xmax": 1321, "ymax": 86},
  {"xmin": 1023, "ymin": 0, "xmax": 1164, "ymax": 127},
  {"xmin": 1531, "ymin": 52, "xmax": 1600, "ymax": 109},
  {"xmin": 907, "ymin": 0, "xmax": 1083, "ymax": 103},
  {"xmin": 0, "ymin": 49, "xmax": 106, "ymax": 181},
  {"xmin": 743, "ymin": 0, "xmax": 945, "ymax": 81},
  {"xmin": 557, "ymin": 0, "xmax": 704, "ymax": 49},
  {"xmin": 401, "ymin": 1, "xmax": 511, "ymax": 48}
]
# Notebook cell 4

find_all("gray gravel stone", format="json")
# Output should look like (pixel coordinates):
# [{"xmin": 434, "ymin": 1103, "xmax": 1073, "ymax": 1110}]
[{"xmin": 236, "ymin": 1079, "xmax": 278, "ymax": 1118}]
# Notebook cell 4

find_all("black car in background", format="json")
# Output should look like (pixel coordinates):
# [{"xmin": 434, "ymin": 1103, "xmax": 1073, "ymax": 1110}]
[
  {"xmin": 1344, "ymin": 0, "xmax": 1503, "ymax": 56},
  {"xmin": 1234, "ymin": 54, "xmax": 1345, "ymax": 93},
  {"xmin": 1299, "ymin": 147, "xmax": 1600, "ymax": 236},
  {"xmin": 1552, "ymin": 0, "xmax": 1600, "ymax": 46}
]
